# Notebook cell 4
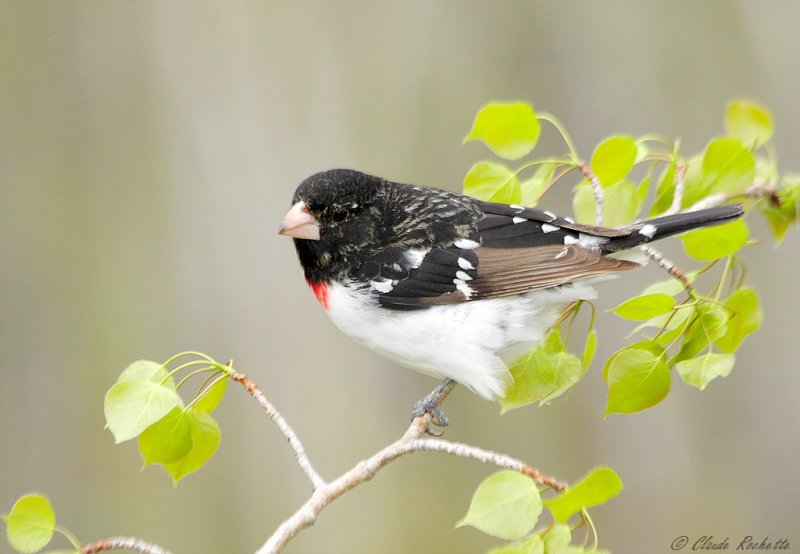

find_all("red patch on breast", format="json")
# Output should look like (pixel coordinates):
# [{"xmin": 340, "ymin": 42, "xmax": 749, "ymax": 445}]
[{"xmin": 307, "ymin": 279, "xmax": 330, "ymax": 311}]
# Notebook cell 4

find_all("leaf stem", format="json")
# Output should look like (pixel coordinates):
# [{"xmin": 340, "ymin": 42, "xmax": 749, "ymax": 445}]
[
  {"xmin": 537, "ymin": 112, "xmax": 580, "ymax": 162},
  {"xmin": 175, "ymin": 366, "xmax": 218, "ymax": 392},
  {"xmin": 185, "ymin": 372, "xmax": 230, "ymax": 410},
  {"xmin": 55, "ymin": 524, "xmax": 82, "ymax": 550}
]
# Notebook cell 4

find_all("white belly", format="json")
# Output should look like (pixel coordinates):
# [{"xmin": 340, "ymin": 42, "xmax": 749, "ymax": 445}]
[{"xmin": 324, "ymin": 281, "xmax": 597, "ymax": 400}]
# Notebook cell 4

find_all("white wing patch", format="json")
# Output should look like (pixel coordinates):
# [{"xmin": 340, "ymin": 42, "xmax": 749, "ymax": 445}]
[
  {"xmin": 455, "ymin": 270, "xmax": 473, "ymax": 281},
  {"xmin": 404, "ymin": 249, "xmax": 428, "ymax": 269},
  {"xmin": 639, "ymin": 224, "xmax": 657, "ymax": 238},
  {"xmin": 458, "ymin": 257, "xmax": 475, "ymax": 270},
  {"xmin": 512, "ymin": 216, "xmax": 526, "ymax": 224},
  {"xmin": 541, "ymin": 223, "xmax": 559, "ymax": 233},
  {"xmin": 453, "ymin": 279, "xmax": 473, "ymax": 298},
  {"xmin": 371, "ymin": 279, "xmax": 394, "ymax": 293},
  {"xmin": 454, "ymin": 238, "xmax": 480, "ymax": 250},
  {"xmin": 578, "ymin": 233, "xmax": 609, "ymax": 248}
]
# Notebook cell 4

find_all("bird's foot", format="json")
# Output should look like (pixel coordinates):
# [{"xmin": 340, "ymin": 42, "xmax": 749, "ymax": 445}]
[{"xmin": 411, "ymin": 379, "xmax": 457, "ymax": 436}]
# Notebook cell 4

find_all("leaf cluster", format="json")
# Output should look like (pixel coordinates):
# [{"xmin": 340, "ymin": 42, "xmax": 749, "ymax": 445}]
[
  {"xmin": 103, "ymin": 355, "xmax": 229, "ymax": 485},
  {"xmin": 460, "ymin": 99, "xmax": 793, "ymax": 552},
  {"xmin": 458, "ymin": 468, "xmax": 621, "ymax": 553},
  {"xmin": 464, "ymin": 100, "xmax": 786, "ymax": 418}
]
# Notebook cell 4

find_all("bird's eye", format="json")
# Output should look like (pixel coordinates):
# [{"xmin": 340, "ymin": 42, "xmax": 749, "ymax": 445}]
[{"xmin": 332, "ymin": 210, "xmax": 347, "ymax": 223}]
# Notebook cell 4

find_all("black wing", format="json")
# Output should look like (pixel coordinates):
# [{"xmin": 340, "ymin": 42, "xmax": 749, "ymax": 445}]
[
  {"xmin": 368, "ymin": 202, "xmax": 639, "ymax": 310},
  {"xmin": 366, "ymin": 200, "xmax": 742, "ymax": 310}
]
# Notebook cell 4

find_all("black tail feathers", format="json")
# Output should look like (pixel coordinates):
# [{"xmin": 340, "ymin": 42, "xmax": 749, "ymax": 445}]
[{"xmin": 602, "ymin": 205, "xmax": 744, "ymax": 253}]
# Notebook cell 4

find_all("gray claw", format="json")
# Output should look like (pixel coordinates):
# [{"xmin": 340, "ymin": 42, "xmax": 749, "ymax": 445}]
[{"xmin": 410, "ymin": 378, "xmax": 458, "ymax": 433}]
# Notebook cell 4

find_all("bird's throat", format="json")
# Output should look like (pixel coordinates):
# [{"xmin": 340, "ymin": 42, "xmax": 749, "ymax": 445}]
[{"xmin": 306, "ymin": 279, "xmax": 330, "ymax": 310}]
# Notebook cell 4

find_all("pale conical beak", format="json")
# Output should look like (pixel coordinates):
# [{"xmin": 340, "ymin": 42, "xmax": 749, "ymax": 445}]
[{"xmin": 278, "ymin": 201, "xmax": 320, "ymax": 240}]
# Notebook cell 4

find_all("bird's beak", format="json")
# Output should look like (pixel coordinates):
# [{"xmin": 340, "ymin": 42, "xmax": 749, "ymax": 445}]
[{"xmin": 278, "ymin": 201, "xmax": 320, "ymax": 240}]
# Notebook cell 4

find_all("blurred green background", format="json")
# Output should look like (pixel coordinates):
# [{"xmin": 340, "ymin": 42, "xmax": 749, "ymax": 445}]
[{"xmin": 2, "ymin": 2, "xmax": 799, "ymax": 553}]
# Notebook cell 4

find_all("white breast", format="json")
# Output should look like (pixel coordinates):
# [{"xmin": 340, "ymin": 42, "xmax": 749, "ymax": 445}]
[{"xmin": 324, "ymin": 281, "xmax": 598, "ymax": 400}]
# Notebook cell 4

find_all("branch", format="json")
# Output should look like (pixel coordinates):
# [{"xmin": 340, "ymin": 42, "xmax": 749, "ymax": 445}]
[
  {"xmin": 646, "ymin": 175, "xmax": 773, "ymax": 290},
  {"xmin": 257, "ymin": 415, "xmax": 565, "ymax": 553},
  {"xmin": 639, "ymin": 244, "xmax": 694, "ymax": 292},
  {"xmin": 578, "ymin": 162, "xmax": 604, "ymax": 226},
  {"xmin": 232, "ymin": 372, "xmax": 325, "ymax": 490},
  {"xmin": 82, "ymin": 537, "xmax": 174, "ymax": 554},
  {"xmin": 688, "ymin": 180, "xmax": 774, "ymax": 212}
]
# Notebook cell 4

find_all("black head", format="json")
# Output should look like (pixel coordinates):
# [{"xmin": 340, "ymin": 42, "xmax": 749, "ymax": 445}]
[{"xmin": 279, "ymin": 169, "xmax": 392, "ymax": 282}]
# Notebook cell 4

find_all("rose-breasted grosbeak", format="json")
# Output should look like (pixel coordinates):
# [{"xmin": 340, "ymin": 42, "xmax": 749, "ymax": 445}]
[{"xmin": 279, "ymin": 169, "xmax": 742, "ymax": 422}]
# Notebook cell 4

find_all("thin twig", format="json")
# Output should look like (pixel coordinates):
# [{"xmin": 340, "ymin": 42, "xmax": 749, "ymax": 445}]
[
  {"xmin": 258, "ymin": 415, "xmax": 565, "ymax": 553},
  {"xmin": 688, "ymin": 180, "xmax": 773, "ymax": 212},
  {"xmin": 82, "ymin": 537, "xmax": 174, "ymax": 554},
  {"xmin": 647, "ymin": 176, "xmax": 774, "ymax": 290},
  {"xmin": 638, "ymin": 244, "xmax": 694, "ymax": 292},
  {"xmin": 578, "ymin": 162, "xmax": 604, "ymax": 226},
  {"xmin": 666, "ymin": 161, "xmax": 687, "ymax": 215},
  {"xmin": 232, "ymin": 372, "xmax": 326, "ymax": 490}
]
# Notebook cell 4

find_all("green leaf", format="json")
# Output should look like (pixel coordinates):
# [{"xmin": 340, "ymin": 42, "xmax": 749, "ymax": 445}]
[
  {"xmin": 138, "ymin": 407, "xmax": 193, "ymax": 466},
  {"xmin": 457, "ymin": 471, "xmax": 542, "ymax": 540},
  {"xmin": 637, "ymin": 164, "xmax": 654, "ymax": 207},
  {"xmin": 725, "ymin": 100, "xmax": 773, "ymax": 148},
  {"xmin": 674, "ymin": 303, "xmax": 729, "ymax": 362},
  {"xmin": 611, "ymin": 293, "xmax": 675, "ymax": 321},
  {"xmin": 543, "ymin": 524, "xmax": 571, "ymax": 553},
  {"xmin": 581, "ymin": 330, "xmax": 597, "ymax": 372},
  {"xmin": 487, "ymin": 536, "xmax": 544, "ymax": 554},
  {"xmin": 641, "ymin": 278, "xmax": 686, "ymax": 297},
  {"xmin": 680, "ymin": 156, "xmax": 710, "ymax": 208},
  {"xmin": 702, "ymin": 138, "xmax": 755, "ymax": 196},
  {"xmin": 605, "ymin": 346, "xmax": 670, "ymax": 415},
  {"xmin": 464, "ymin": 162, "xmax": 522, "ymax": 204},
  {"xmin": 104, "ymin": 380, "xmax": 182, "ymax": 443},
  {"xmin": 465, "ymin": 102, "xmax": 540, "ymax": 160},
  {"xmin": 716, "ymin": 287, "xmax": 762, "ymax": 352},
  {"xmin": 520, "ymin": 163, "xmax": 556, "ymax": 206},
  {"xmin": 118, "ymin": 360, "xmax": 175, "ymax": 389},
  {"xmin": 680, "ymin": 219, "xmax": 749, "ymax": 261},
  {"xmin": 501, "ymin": 333, "xmax": 583, "ymax": 413},
  {"xmin": 649, "ymin": 162, "xmax": 676, "ymax": 217},
  {"xmin": 193, "ymin": 377, "xmax": 228, "ymax": 414},
  {"xmin": 590, "ymin": 136, "xmax": 637, "ymax": 188},
  {"xmin": 758, "ymin": 181, "xmax": 798, "ymax": 244},
  {"xmin": 3, "ymin": 494, "xmax": 55, "ymax": 554},
  {"xmin": 676, "ymin": 353, "xmax": 735, "ymax": 390},
  {"xmin": 544, "ymin": 467, "xmax": 623, "ymax": 523},
  {"xmin": 650, "ymin": 307, "xmax": 694, "ymax": 347},
  {"xmin": 572, "ymin": 181, "xmax": 596, "ymax": 225},
  {"xmin": 163, "ymin": 408, "xmax": 221, "ymax": 484},
  {"xmin": 602, "ymin": 181, "xmax": 639, "ymax": 226},
  {"xmin": 602, "ymin": 340, "xmax": 663, "ymax": 380}
]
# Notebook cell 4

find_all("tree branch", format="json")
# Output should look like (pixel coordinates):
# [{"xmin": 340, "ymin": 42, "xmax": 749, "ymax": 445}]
[
  {"xmin": 688, "ymin": 180, "xmax": 773, "ymax": 212},
  {"xmin": 667, "ymin": 161, "xmax": 687, "ymax": 215},
  {"xmin": 638, "ymin": 244, "xmax": 694, "ymax": 292},
  {"xmin": 578, "ymin": 162, "xmax": 604, "ymax": 226},
  {"xmin": 82, "ymin": 537, "xmax": 174, "ymax": 554},
  {"xmin": 645, "ymin": 175, "xmax": 773, "ymax": 290},
  {"xmin": 232, "ymin": 372, "xmax": 326, "ymax": 490},
  {"xmin": 257, "ymin": 414, "xmax": 564, "ymax": 553}
]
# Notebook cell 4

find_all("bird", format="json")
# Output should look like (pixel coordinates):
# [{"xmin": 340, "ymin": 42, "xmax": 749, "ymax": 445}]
[{"xmin": 278, "ymin": 169, "xmax": 742, "ymax": 427}]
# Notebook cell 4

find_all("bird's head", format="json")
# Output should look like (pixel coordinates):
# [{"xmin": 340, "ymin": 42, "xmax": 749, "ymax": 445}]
[{"xmin": 278, "ymin": 169, "xmax": 389, "ymax": 281}]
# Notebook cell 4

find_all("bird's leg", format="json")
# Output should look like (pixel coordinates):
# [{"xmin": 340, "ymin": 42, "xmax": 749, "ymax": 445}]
[{"xmin": 411, "ymin": 378, "xmax": 457, "ymax": 436}]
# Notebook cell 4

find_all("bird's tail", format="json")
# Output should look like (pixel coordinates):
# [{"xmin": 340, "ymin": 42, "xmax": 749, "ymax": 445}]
[{"xmin": 601, "ymin": 205, "xmax": 744, "ymax": 253}]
